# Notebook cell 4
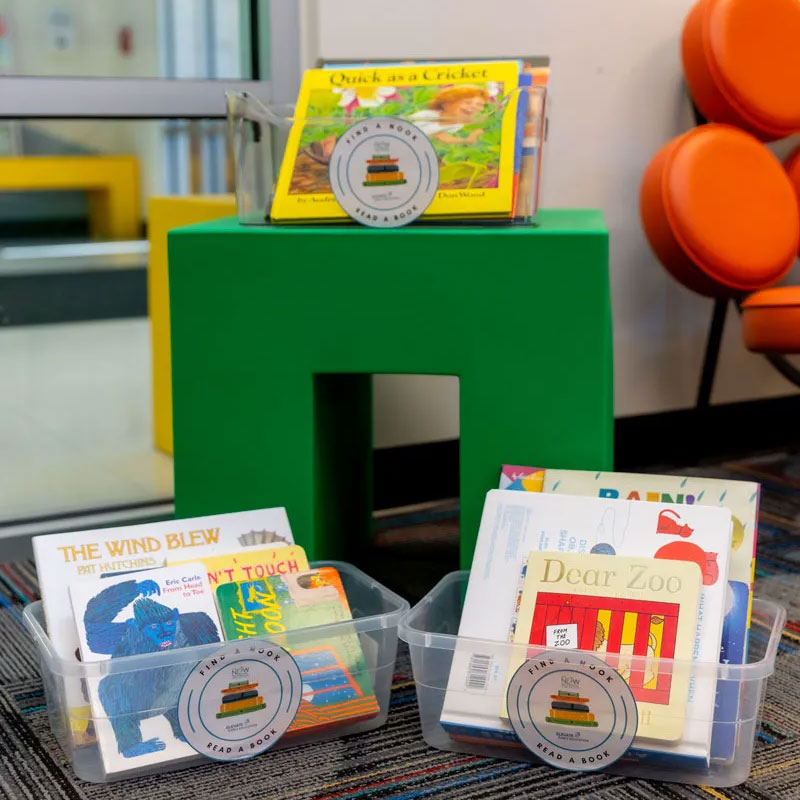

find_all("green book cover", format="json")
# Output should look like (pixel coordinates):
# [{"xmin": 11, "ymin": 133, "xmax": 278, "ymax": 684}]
[{"xmin": 215, "ymin": 567, "xmax": 379, "ymax": 732}]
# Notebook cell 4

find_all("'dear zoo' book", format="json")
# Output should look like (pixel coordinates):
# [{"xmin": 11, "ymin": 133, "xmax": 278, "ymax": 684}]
[
  {"xmin": 270, "ymin": 61, "xmax": 521, "ymax": 223},
  {"xmin": 216, "ymin": 567, "xmax": 380, "ymax": 734},
  {"xmin": 69, "ymin": 563, "xmax": 223, "ymax": 775},
  {"xmin": 504, "ymin": 551, "xmax": 702, "ymax": 742}
]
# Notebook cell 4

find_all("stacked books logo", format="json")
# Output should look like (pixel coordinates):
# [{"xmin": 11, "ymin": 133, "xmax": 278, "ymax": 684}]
[
  {"xmin": 363, "ymin": 152, "xmax": 406, "ymax": 187},
  {"xmin": 215, "ymin": 679, "xmax": 266, "ymax": 719},
  {"xmin": 546, "ymin": 689, "xmax": 598, "ymax": 728}
]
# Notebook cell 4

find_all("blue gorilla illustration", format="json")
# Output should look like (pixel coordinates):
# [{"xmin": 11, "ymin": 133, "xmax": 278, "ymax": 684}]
[{"xmin": 84, "ymin": 579, "xmax": 219, "ymax": 758}]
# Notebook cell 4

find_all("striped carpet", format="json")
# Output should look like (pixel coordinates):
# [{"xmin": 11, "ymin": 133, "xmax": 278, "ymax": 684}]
[{"xmin": 1, "ymin": 452, "xmax": 800, "ymax": 798}]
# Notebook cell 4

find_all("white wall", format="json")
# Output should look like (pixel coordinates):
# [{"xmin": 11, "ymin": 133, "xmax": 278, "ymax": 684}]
[
  {"xmin": 302, "ymin": 0, "xmax": 800, "ymax": 447},
  {"xmin": 2, "ymin": 0, "xmax": 160, "ymax": 79}
]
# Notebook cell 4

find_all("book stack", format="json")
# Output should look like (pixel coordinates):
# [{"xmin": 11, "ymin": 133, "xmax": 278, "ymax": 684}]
[
  {"xmin": 269, "ymin": 59, "xmax": 547, "ymax": 224},
  {"xmin": 216, "ymin": 681, "xmax": 265, "ymax": 719},
  {"xmin": 31, "ymin": 507, "xmax": 294, "ymax": 752},
  {"xmin": 442, "ymin": 465, "xmax": 761, "ymax": 767},
  {"xmin": 546, "ymin": 691, "xmax": 597, "ymax": 728},
  {"xmin": 364, "ymin": 153, "xmax": 406, "ymax": 186},
  {"xmin": 32, "ymin": 508, "xmax": 379, "ymax": 776},
  {"xmin": 500, "ymin": 466, "xmax": 758, "ymax": 760}
]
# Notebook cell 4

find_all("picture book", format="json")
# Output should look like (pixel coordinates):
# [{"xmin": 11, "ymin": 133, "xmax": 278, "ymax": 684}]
[
  {"xmin": 504, "ymin": 552, "xmax": 702, "ymax": 742},
  {"xmin": 32, "ymin": 506, "xmax": 293, "ymax": 744},
  {"xmin": 216, "ymin": 567, "xmax": 380, "ymax": 734},
  {"xmin": 69, "ymin": 563, "xmax": 223, "ymax": 775},
  {"xmin": 441, "ymin": 490, "xmax": 731, "ymax": 764},
  {"xmin": 270, "ymin": 61, "xmax": 521, "ymax": 223},
  {"xmin": 515, "ymin": 64, "xmax": 549, "ymax": 219},
  {"xmin": 511, "ymin": 72, "xmax": 530, "ymax": 218},
  {"xmin": 168, "ymin": 544, "xmax": 309, "ymax": 589},
  {"xmin": 499, "ymin": 465, "xmax": 757, "ymax": 606},
  {"xmin": 499, "ymin": 465, "xmax": 759, "ymax": 758}
]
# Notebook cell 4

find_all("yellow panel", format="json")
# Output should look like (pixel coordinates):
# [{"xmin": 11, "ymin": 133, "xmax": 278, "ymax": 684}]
[
  {"xmin": 0, "ymin": 155, "xmax": 140, "ymax": 239},
  {"xmin": 148, "ymin": 195, "xmax": 237, "ymax": 454},
  {"xmin": 621, "ymin": 611, "xmax": 637, "ymax": 645}
]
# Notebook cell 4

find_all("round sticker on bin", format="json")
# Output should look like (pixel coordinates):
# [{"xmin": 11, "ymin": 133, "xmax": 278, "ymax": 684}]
[
  {"xmin": 178, "ymin": 640, "xmax": 302, "ymax": 761},
  {"xmin": 506, "ymin": 651, "xmax": 638, "ymax": 772},
  {"xmin": 329, "ymin": 115, "xmax": 439, "ymax": 228}
]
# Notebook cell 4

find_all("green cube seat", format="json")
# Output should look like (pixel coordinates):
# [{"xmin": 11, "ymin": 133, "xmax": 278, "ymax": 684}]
[{"xmin": 168, "ymin": 210, "xmax": 613, "ymax": 567}]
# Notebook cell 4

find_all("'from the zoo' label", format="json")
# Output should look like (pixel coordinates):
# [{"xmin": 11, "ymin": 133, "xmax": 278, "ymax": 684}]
[
  {"xmin": 506, "ymin": 650, "xmax": 637, "ymax": 772},
  {"xmin": 178, "ymin": 639, "xmax": 301, "ymax": 761}
]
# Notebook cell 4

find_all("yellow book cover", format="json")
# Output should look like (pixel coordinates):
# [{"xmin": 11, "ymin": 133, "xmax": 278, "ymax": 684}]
[
  {"xmin": 270, "ymin": 61, "xmax": 520, "ymax": 222},
  {"xmin": 168, "ymin": 545, "xmax": 309, "ymax": 589},
  {"xmin": 503, "ymin": 551, "xmax": 702, "ymax": 743}
]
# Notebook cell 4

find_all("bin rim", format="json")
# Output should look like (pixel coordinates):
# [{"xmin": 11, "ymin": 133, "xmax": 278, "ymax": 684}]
[
  {"xmin": 23, "ymin": 559, "xmax": 409, "ymax": 677},
  {"xmin": 398, "ymin": 569, "xmax": 786, "ymax": 682}
]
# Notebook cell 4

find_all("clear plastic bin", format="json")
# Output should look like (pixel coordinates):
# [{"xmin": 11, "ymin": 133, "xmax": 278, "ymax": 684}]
[
  {"xmin": 226, "ymin": 85, "xmax": 546, "ymax": 226},
  {"xmin": 23, "ymin": 560, "xmax": 409, "ymax": 783},
  {"xmin": 399, "ymin": 571, "xmax": 785, "ymax": 787}
]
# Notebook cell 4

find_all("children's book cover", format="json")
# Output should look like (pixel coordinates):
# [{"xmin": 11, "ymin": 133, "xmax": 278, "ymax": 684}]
[
  {"xmin": 270, "ymin": 61, "xmax": 521, "ymax": 222},
  {"xmin": 499, "ymin": 465, "xmax": 759, "ymax": 758},
  {"xmin": 515, "ymin": 64, "xmax": 549, "ymax": 219},
  {"xmin": 32, "ymin": 507, "xmax": 293, "ymax": 744},
  {"xmin": 499, "ymin": 465, "xmax": 757, "ymax": 604},
  {"xmin": 168, "ymin": 545, "xmax": 309, "ymax": 589},
  {"xmin": 504, "ymin": 552, "xmax": 702, "ymax": 742},
  {"xmin": 216, "ymin": 567, "xmax": 379, "ymax": 733},
  {"xmin": 441, "ymin": 490, "xmax": 731, "ymax": 763},
  {"xmin": 69, "ymin": 563, "xmax": 222, "ymax": 774}
]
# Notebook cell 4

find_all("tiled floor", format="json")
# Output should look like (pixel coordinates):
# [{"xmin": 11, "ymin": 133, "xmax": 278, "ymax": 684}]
[{"xmin": 0, "ymin": 318, "xmax": 173, "ymax": 531}]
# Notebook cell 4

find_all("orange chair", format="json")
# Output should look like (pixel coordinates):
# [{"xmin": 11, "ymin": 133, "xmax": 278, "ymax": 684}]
[
  {"xmin": 682, "ymin": 0, "xmax": 800, "ymax": 141},
  {"xmin": 641, "ymin": 0, "xmax": 800, "ymax": 404},
  {"xmin": 741, "ymin": 149, "xmax": 800, "ymax": 363}
]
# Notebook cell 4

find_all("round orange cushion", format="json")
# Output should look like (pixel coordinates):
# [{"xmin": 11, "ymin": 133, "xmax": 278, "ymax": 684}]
[
  {"xmin": 741, "ymin": 287, "xmax": 800, "ymax": 352},
  {"xmin": 640, "ymin": 124, "xmax": 799, "ymax": 296},
  {"xmin": 682, "ymin": 0, "xmax": 800, "ymax": 141}
]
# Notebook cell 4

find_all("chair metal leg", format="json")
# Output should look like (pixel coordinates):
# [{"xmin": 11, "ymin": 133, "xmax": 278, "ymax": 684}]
[
  {"xmin": 688, "ymin": 95, "xmax": 800, "ymax": 393},
  {"xmin": 697, "ymin": 297, "xmax": 728, "ymax": 409},
  {"xmin": 763, "ymin": 353, "xmax": 800, "ymax": 388}
]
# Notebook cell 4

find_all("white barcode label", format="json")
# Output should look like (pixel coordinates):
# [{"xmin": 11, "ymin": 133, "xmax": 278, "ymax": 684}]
[{"xmin": 465, "ymin": 653, "xmax": 492, "ymax": 691}]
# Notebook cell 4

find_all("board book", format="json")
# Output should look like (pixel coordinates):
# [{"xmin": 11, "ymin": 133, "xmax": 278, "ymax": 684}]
[
  {"xmin": 32, "ymin": 507, "xmax": 293, "ymax": 744},
  {"xmin": 270, "ymin": 61, "xmax": 521, "ymax": 223},
  {"xmin": 168, "ymin": 544, "xmax": 309, "ymax": 589},
  {"xmin": 69, "ymin": 563, "xmax": 223, "ymax": 775},
  {"xmin": 441, "ymin": 490, "xmax": 731, "ymax": 764},
  {"xmin": 216, "ymin": 567, "xmax": 379, "ymax": 734},
  {"xmin": 505, "ymin": 551, "xmax": 702, "ymax": 742},
  {"xmin": 499, "ymin": 465, "xmax": 759, "ymax": 759}
]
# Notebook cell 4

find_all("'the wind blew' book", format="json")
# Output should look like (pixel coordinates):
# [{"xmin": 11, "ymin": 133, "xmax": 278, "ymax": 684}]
[
  {"xmin": 216, "ymin": 567, "xmax": 380, "ymax": 734},
  {"xmin": 69, "ymin": 564, "xmax": 222, "ymax": 775},
  {"xmin": 441, "ymin": 490, "xmax": 731, "ymax": 765},
  {"xmin": 32, "ymin": 507, "xmax": 293, "ymax": 744}
]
